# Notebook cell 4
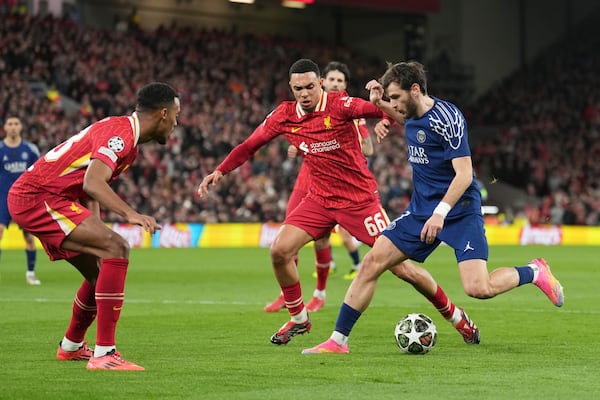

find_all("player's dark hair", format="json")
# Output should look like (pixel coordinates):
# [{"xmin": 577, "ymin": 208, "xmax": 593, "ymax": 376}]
[
  {"xmin": 323, "ymin": 61, "xmax": 351, "ymax": 82},
  {"xmin": 380, "ymin": 61, "xmax": 427, "ymax": 95},
  {"xmin": 289, "ymin": 58, "xmax": 320, "ymax": 79},
  {"xmin": 2, "ymin": 114, "xmax": 21, "ymax": 124},
  {"xmin": 136, "ymin": 82, "xmax": 179, "ymax": 112}
]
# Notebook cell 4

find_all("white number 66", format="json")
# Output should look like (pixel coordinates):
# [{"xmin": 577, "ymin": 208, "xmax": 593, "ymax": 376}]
[{"xmin": 364, "ymin": 212, "xmax": 389, "ymax": 237}]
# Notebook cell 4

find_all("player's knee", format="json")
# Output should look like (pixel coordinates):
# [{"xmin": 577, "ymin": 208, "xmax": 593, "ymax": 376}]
[
  {"xmin": 270, "ymin": 243, "xmax": 291, "ymax": 267},
  {"xmin": 314, "ymin": 237, "xmax": 329, "ymax": 251},
  {"xmin": 358, "ymin": 253, "xmax": 383, "ymax": 280},
  {"xmin": 104, "ymin": 232, "xmax": 130, "ymax": 259},
  {"xmin": 463, "ymin": 284, "xmax": 494, "ymax": 299}
]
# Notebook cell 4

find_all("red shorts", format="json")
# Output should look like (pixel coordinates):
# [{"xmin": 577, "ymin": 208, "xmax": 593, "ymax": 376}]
[
  {"xmin": 286, "ymin": 188, "xmax": 308, "ymax": 217},
  {"xmin": 284, "ymin": 196, "xmax": 389, "ymax": 246},
  {"xmin": 8, "ymin": 192, "xmax": 92, "ymax": 260}
]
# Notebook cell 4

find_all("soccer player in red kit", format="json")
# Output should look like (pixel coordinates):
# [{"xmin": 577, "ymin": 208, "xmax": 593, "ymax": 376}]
[
  {"xmin": 198, "ymin": 59, "xmax": 477, "ymax": 346},
  {"xmin": 263, "ymin": 61, "xmax": 375, "ymax": 313},
  {"xmin": 8, "ymin": 82, "xmax": 180, "ymax": 370}
]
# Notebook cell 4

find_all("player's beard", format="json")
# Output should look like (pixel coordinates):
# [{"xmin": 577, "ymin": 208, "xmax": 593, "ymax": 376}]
[{"xmin": 405, "ymin": 97, "xmax": 418, "ymax": 119}]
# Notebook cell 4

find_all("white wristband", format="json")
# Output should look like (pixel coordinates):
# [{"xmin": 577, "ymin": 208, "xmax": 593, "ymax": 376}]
[{"xmin": 433, "ymin": 202, "xmax": 452, "ymax": 218}]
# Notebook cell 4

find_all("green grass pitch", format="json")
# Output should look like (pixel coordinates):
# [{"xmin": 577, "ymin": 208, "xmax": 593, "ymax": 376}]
[{"xmin": 0, "ymin": 245, "xmax": 598, "ymax": 399}]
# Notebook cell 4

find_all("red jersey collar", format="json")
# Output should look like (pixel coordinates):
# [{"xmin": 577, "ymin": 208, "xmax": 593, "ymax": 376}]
[{"xmin": 295, "ymin": 90, "xmax": 327, "ymax": 118}]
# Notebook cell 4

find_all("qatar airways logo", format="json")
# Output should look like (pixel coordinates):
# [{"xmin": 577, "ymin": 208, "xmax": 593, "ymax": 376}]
[{"xmin": 299, "ymin": 139, "xmax": 341, "ymax": 155}]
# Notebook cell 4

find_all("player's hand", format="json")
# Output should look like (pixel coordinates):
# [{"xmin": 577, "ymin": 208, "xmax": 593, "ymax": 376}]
[
  {"xmin": 420, "ymin": 214, "xmax": 445, "ymax": 244},
  {"xmin": 365, "ymin": 79, "xmax": 384, "ymax": 106},
  {"xmin": 128, "ymin": 213, "xmax": 161, "ymax": 234},
  {"xmin": 288, "ymin": 145, "xmax": 298, "ymax": 158},
  {"xmin": 373, "ymin": 119, "xmax": 391, "ymax": 143},
  {"xmin": 198, "ymin": 170, "xmax": 224, "ymax": 198}
]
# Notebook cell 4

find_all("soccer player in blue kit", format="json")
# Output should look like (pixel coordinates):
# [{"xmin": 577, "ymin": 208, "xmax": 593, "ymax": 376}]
[
  {"xmin": 0, "ymin": 116, "xmax": 41, "ymax": 285},
  {"xmin": 303, "ymin": 61, "xmax": 564, "ymax": 354}
]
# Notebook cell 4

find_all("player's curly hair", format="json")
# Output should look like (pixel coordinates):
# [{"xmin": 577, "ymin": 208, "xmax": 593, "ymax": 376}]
[
  {"xmin": 380, "ymin": 61, "xmax": 427, "ymax": 95},
  {"xmin": 289, "ymin": 58, "xmax": 320, "ymax": 79},
  {"xmin": 136, "ymin": 82, "xmax": 179, "ymax": 112}
]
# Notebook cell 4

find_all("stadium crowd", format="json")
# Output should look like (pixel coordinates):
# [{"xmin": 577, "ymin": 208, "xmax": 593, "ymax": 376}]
[
  {"xmin": 469, "ymin": 30, "xmax": 600, "ymax": 226},
  {"xmin": 1, "ymin": 10, "xmax": 598, "ymax": 225}
]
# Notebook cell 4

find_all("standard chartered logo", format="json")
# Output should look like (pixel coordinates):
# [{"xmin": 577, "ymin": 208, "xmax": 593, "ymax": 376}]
[
  {"xmin": 299, "ymin": 139, "xmax": 341, "ymax": 155},
  {"xmin": 299, "ymin": 142, "xmax": 309, "ymax": 155},
  {"xmin": 309, "ymin": 139, "xmax": 340, "ymax": 153}
]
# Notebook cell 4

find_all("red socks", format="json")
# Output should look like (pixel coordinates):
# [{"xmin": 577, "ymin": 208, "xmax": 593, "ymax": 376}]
[
  {"xmin": 281, "ymin": 281, "xmax": 304, "ymax": 316},
  {"xmin": 95, "ymin": 258, "xmax": 129, "ymax": 346},
  {"xmin": 314, "ymin": 247, "xmax": 332, "ymax": 291},
  {"xmin": 427, "ymin": 285, "xmax": 456, "ymax": 320},
  {"xmin": 64, "ymin": 279, "xmax": 97, "ymax": 343}
]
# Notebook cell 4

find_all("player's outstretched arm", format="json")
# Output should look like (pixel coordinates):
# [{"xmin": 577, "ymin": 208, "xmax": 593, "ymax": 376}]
[
  {"xmin": 198, "ymin": 170, "xmax": 224, "ymax": 198},
  {"xmin": 83, "ymin": 159, "xmax": 161, "ymax": 234}
]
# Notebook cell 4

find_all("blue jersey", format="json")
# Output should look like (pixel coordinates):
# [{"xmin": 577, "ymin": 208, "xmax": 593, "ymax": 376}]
[
  {"xmin": 405, "ymin": 97, "xmax": 481, "ymax": 219},
  {"xmin": 0, "ymin": 139, "xmax": 40, "ymax": 195}
]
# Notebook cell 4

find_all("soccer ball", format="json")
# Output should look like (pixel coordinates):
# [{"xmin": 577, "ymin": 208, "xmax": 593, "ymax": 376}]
[{"xmin": 394, "ymin": 313, "xmax": 437, "ymax": 354}]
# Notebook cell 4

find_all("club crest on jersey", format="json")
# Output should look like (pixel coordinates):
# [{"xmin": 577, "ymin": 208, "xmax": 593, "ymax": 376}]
[
  {"xmin": 108, "ymin": 136, "xmax": 125, "ymax": 152},
  {"xmin": 323, "ymin": 115, "xmax": 332, "ymax": 130},
  {"xmin": 416, "ymin": 130, "xmax": 426, "ymax": 143}
]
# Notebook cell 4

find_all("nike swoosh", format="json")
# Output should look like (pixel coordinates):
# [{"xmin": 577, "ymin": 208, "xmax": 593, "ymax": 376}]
[
  {"xmin": 291, "ymin": 127, "xmax": 303, "ymax": 133},
  {"xmin": 113, "ymin": 306, "xmax": 122, "ymax": 311}
]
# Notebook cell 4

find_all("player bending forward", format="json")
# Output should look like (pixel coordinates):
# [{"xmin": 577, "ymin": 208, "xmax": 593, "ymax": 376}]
[{"xmin": 8, "ymin": 82, "xmax": 180, "ymax": 370}]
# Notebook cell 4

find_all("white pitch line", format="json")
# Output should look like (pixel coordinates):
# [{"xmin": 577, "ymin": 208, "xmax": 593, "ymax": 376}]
[
  {"xmin": 0, "ymin": 297, "xmax": 262, "ymax": 306},
  {"xmin": 0, "ymin": 297, "xmax": 598, "ymax": 315}
]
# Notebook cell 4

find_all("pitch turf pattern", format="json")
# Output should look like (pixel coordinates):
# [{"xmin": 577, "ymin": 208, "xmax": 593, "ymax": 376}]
[{"xmin": 0, "ymin": 246, "xmax": 598, "ymax": 399}]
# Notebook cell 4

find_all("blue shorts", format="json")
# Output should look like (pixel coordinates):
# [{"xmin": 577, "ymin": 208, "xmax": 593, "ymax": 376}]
[
  {"xmin": 0, "ymin": 193, "xmax": 11, "ymax": 226},
  {"xmin": 382, "ymin": 211, "xmax": 488, "ymax": 263}
]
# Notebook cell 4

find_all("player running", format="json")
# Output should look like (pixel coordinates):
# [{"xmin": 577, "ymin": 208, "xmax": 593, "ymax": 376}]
[
  {"xmin": 199, "ymin": 59, "xmax": 479, "ymax": 347},
  {"xmin": 303, "ymin": 61, "xmax": 563, "ymax": 354}
]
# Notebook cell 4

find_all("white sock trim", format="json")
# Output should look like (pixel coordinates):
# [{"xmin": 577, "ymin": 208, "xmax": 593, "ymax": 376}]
[
  {"xmin": 94, "ymin": 345, "xmax": 116, "ymax": 358},
  {"xmin": 331, "ymin": 331, "xmax": 348, "ymax": 346},
  {"xmin": 61, "ymin": 337, "xmax": 83, "ymax": 351}
]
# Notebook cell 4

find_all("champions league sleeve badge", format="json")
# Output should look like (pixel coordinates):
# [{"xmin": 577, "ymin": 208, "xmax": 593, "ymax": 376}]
[{"xmin": 107, "ymin": 136, "xmax": 125, "ymax": 152}]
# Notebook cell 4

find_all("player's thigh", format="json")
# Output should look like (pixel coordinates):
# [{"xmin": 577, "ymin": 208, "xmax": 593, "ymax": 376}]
[
  {"xmin": 334, "ymin": 202, "xmax": 390, "ymax": 247},
  {"xmin": 457, "ymin": 258, "xmax": 489, "ymax": 294},
  {"xmin": 361, "ymin": 235, "xmax": 407, "ymax": 279},
  {"xmin": 270, "ymin": 224, "xmax": 314, "ymax": 259},
  {"xmin": 62, "ymin": 214, "xmax": 129, "ymax": 258},
  {"xmin": 284, "ymin": 197, "xmax": 337, "ymax": 241}
]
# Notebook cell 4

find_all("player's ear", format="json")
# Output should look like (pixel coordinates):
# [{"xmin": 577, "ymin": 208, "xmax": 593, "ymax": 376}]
[{"xmin": 411, "ymin": 83, "xmax": 420, "ymax": 97}]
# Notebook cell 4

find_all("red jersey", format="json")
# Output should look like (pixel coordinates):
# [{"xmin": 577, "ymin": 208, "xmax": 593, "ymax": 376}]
[
  {"xmin": 294, "ymin": 116, "xmax": 370, "ymax": 194},
  {"xmin": 217, "ymin": 91, "xmax": 383, "ymax": 208},
  {"xmin": 10, "ymin": 114, "xmax": 140, "ymax": 200}
]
